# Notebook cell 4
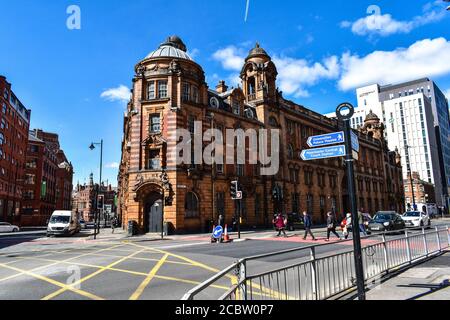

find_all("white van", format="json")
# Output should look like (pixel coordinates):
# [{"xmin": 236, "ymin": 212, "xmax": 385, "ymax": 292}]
[{"xmin": 47, "ymin": 211, "xmax": 80, "ymax": 237}]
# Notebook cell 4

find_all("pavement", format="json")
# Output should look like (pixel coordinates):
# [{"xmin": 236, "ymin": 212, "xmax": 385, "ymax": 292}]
[{"xmin": 366, "ymin": 252, "xmax": 450, "ymax": 300}]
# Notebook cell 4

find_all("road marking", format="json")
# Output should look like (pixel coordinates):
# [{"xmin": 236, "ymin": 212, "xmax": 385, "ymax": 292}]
[
  {"xmin": 0, "ymin": 244, "xmax": 125, "ymax": 285},
  {"xmin": 41, "ymin": 248, "xmax": 148, "ymax": 300},
  {"xmin": 123, "ymin": 241, "xmax": 292, "ymax": 299},
  {"xmin": 0, "ymin": 262, "xmax": 104, "ymax": 300},
  {"xmin": 129, "ymin": 254, "xmax": 169, "ymax": 300}
]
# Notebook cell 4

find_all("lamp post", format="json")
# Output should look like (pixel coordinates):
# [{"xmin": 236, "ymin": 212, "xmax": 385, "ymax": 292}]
[{"xmin": 89, "ymin": 140, "xmax": 103, "ymax": 240}]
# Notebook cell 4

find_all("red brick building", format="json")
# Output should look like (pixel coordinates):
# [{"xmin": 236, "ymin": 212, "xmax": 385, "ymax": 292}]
[
  {"xmin": 0, "ymin": 76, "xmax": 31, "ymax": 224},
  {"xmin": 405, "ymin": 172, "xmax": 436, "ymax": 207},
  {"xmin": 72, "ymin": 174, "xmax": 117, "ymax": 223},
  {"xmin": 21, "ymin": 129, "xmax": 73, "ymax": 226}
]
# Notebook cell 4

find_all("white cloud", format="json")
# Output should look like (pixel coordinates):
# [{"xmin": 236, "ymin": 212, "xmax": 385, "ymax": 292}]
[
  {"xmin": 212, "ymin": 46, "xmax": 246, "ymax": 71},
  {"xmin": 188, "ymin": 48, "xmax": 200, "ymax": 59},
  {"xmin": 274, "ymin": 55, "xmax": 340, "ymax": 98},
  {"xmin": 105, "ymin": 162, "xmax": 120, "ymax": 169},
  {"xmin": 341, "ymin": 2, "xmax": 446, "ymax": 37},
  {"xmin": 339, "ymin": 38, "xmax": 450, "ymax": 91},
  {"xmin": 100, "ymin": 85, "xmax": 131, "ymax": 103}
]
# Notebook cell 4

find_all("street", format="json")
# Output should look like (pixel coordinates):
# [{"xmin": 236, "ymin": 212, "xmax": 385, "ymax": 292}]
[{"xmin": 0, "ymin": 220, "xmax": 448, "ymax": 300}]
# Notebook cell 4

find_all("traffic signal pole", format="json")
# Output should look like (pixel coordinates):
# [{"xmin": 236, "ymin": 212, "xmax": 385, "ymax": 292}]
[{"xmin": 337, "ymin": 103, "xmax": 366, "ymax": 301}]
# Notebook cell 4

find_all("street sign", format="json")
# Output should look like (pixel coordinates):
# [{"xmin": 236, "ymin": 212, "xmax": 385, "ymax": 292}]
[
  {"xmin": 351, "ymin": 131, "xmax": 360, "ymax": 153},
  {"xmin": 235, "ymin": 191, "xmax": 243, "ymax": 200},
  {"xmin": 301, "ymin": 145, "xmax": 346, "ymax": 161},
  {"xmin": 212, "ymin": 226, "xmax": 223, "ymax": 239},
  {"xmin": 307, "ymin": 131, "xmax": 345, "ymax": 148}
]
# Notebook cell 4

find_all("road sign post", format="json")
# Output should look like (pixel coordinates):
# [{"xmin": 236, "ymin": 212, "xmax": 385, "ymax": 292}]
[
  {"xmin": 301, "ymin": 145, "xmax": 346, "ymax": 161},
  {"xmin": 336, "ymin": 102, "xmax": 366, "ymax": 301}
]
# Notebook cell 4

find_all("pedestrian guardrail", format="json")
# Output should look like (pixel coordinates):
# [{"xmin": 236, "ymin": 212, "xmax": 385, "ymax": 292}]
[{"xmin": 182, "ymin": 226, "xmax": 449, "ymax": 300}]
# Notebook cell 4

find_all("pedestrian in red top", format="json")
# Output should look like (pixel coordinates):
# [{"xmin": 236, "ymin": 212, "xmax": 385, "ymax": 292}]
[{"xmin": 273, "ymin": 213, "xmax": 287, "ymax": 238}]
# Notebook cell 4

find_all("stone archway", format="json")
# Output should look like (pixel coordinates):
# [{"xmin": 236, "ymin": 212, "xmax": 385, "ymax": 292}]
[{"xmin": 134, "ymin": 182, "xmax": 164, "ymax": 234}]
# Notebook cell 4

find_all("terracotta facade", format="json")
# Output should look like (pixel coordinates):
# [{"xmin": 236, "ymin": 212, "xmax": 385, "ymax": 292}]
[{"xmin": 118, "ymin": 36, "xmax": 405, "ymax": 234}]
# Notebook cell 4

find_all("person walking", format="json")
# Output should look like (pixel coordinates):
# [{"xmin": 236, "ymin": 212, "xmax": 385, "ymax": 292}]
[
  {"xmin": 358, "ymin": 211, "xmax": 367, "ymax": 236},
  {"xmin": 273, "ymin": 213, "xmax": 288, "ymax": 237},
  {"xmin": 218, "ymin": 214, "xmax": 225, "ymax": 229},
  {"xmin": 341, "ymin": 213, "xmax": 352, "ymax": 240},
  {"xmin": 302, "ymin": 211, "xmax": 316, "ymax": 241},
  {"xmin": 326, "ymin": 212, "xmax": 341, "ymax": 241},
  {"xmin": 111, "ymin": 216, "xmax": 117, "ymax": 234}
]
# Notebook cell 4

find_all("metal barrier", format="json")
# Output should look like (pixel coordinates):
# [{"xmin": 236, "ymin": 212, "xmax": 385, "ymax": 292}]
[{"xmin": 182, "ymin": 225, "xmax": 449, "ymax": 300}]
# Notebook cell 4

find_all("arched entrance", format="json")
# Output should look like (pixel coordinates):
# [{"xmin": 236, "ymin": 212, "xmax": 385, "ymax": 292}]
[{"xmin": 143, "ymin": 192, "xmax": 163, "ymax": 234}]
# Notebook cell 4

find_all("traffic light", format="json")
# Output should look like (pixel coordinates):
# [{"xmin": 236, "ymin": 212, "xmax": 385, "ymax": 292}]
[
  {"xmin": 97, "ymin": 195, "xmax": 105, "ymax": 210},
  {"xmin": 230, "ymin": 181, "xmax": 238, "ymax": 199}
]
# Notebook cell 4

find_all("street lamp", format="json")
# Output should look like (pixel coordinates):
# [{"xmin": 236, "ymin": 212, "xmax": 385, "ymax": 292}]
[
  {"xmin": 444, "ymin": 0, "xmax": 450, "ymax": 11},
  {"xmin": 89, "ymin": 140, "xmax": 103, "ymax": 240}
]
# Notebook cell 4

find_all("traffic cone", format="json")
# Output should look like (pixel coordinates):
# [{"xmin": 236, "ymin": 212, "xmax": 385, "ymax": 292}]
[{"xmin": 223, "ymin": 224, "xmax": 232, "ymax": 243}]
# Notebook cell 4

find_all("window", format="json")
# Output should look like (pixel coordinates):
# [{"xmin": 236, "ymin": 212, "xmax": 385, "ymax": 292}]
[
  {"xmin": 269, "ymin": 117, "xmax": 278, "ymax": 127},
  {"xmin": 0, "ymin": 133, "xmax": 4, "ymax": 145},
  {"xmin": 236, "ymin": 164, "xmax": 244, "ymax": 176},
  {"xmin": 232, "ymin": 101, "xmax": 240, "ymax": 115},
  {"xmin": 148, "ymin": 82, "xmax": 155, "ymax": 99},
  {"xmin": 188, "ymin": 116, "xmax": 196, "ymax": 134},
  {"xmin": 0, "ymin": 119, "xmax": 4, "ymax": 129},
  {"xmin": 158, "ymin": 81, "xmax": 168, "ymax": 98},
  {"xmin": 216, "ymin": 164, "xmax": 224, "ymax": 174},
  {"xmin": 2, "ymin": 104, "xmax": 6, "ymax": 114},
  {"xmin": 306, "ymin": 194, "xmax": 313, "ymax": 214},
  {"xmin": 26, "ymin": 159, "xmax": 37, "ymax": 169},
  {"xmin": 185, "ymin": 192, "xmax": 199, "ymax": 218},
  {"xmin": 255, "ymin": 193, "xmax": 262, "ymax": 216},
  {"xmin": 147, "ymin": 150, "xmax": 161, "ymax": 170},
  {"xmin": 150, "ymin": 114, "xmax": 161, "ymax": 133},
  {"xmin": 182, "ymin": 83, "xmax": 190, "ymax": 101},
  {"xmin": 292, "ymin": 193, "xmax": 300, "ymax": 213},
  {"xmin": 287, "ymin": 144, "xmax": 294, "ymax": 159},
  {"xmin": 25, "ymin": 174, "xmax": 36, "ymax": 185},
  {"xmin": 192, "ymin": 86, "xmax": 199, "ymax": 103}
]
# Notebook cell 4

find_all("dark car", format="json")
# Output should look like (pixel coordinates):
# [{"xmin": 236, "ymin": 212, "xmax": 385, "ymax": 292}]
[
  {"xmin": 368, "ymin": 211, "xmax": 405, "ymax": 233},
  {"xmin": 286, "ymin": 213, "xmax": 305, "ymax": 231}
]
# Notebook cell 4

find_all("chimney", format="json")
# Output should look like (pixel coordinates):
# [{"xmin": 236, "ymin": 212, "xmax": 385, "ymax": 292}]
[{"xmin": 216, "ymin": 80, "xmax": 228, "ymax": 94}]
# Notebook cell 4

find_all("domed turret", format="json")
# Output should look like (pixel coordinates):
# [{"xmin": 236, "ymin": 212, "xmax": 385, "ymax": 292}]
[
  {"xmin": 245, "ymin": 43, "xmax": 271, "ymax": 63},
  {"xmin": 145, "ymin": 35, "xmax": 193, "ymax": 61}
]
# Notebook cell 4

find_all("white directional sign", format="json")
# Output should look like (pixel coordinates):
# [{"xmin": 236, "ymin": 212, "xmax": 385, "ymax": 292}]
[
  {"xmin": 301, "ymin": 145, "xmax": 346, "ymax": 161},
  {"xmin": 235, "ymin": 191, "xmax": 243, "ymax": 200},
  {"xmin": 307, "ymin": 131, "xmax": 345, "ymax": 148}
]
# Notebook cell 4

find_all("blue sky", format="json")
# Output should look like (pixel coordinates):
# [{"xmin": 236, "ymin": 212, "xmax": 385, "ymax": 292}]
[{"xmin": 1, "ymin": 0, "xmax": 449, "ymax": 186}]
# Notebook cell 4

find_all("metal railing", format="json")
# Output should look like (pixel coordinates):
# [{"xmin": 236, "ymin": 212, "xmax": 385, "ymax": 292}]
[{"xmin": 182, "ymin": 225, "xmax": 449, "ymax": 300}]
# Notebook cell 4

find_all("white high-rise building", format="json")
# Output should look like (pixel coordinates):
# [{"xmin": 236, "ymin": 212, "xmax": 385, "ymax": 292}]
[{"xmin": 326, "ymin": 78, "xmax": 450, "ymax": 208}]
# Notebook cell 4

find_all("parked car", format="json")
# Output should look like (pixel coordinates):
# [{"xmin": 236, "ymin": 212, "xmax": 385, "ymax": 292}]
[
  {"xmin": 402, "ymin": 211, "xmax": 431, "ymax": 228},
  {"xmin": 47, "ymin": 211, "xmax": 80, "ymax": 237},
  {"xmin": 286, "ymin": 213, "xmax": 305, "ymax": 231},
  {"xmin": 79, "ymin": 219, "xmax": 87, "ymax": 230},
  {"xmin": 368, "ymin": 211, "xmax": 405, "ymax": 233},
  {"xmin": 0, "ymin": 222, "xmax": 20, "ymax": 233}
]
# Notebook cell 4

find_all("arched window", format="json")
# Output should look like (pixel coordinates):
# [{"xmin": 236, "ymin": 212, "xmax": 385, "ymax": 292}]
[
  {"xmin": 269, "ymin": 117, "xmax": 278, "ymax": 127},
  {"xmin": 287, "ymin": 144, "xmax": 294, "ymax": 159},
  {"xmin": 185, "ymin": 192, "xmax": 199, "ymax": 218}
]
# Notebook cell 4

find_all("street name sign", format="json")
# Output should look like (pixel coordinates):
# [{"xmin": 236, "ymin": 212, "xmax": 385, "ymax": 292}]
[
  {"xmin": 301, "ymin": 145, "xmax": 346, "ymax": 161},
  {"xmin": 351, "ymin": 131, "xmax": 360, "ymax": 153},
  {"xmin": 307, "ymin": 131, "xmax": 345, "ymax": 148}
]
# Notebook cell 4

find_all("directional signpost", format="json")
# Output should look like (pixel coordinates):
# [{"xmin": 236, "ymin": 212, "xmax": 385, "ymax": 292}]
[
  {"xmin": 301, "ymin": 145, "xmax": 346, "ymax": 161},
  {"xmin": 307, "ymin": 131, "xmax": 345, "ymax": 148}
]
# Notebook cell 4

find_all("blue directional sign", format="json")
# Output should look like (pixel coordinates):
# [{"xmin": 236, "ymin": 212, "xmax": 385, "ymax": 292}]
[
  {"xmin": 307, "ymin": 131, "xmax": 345, "ymax": 148},
  {"xmin": 212, "ymin": 226, "xmax": 224, "ymax": 239},
  {"xmin": 301, "ymin": 145, "xmax": 346, "ymax": 161},
  {"xmin": 351, "ymin": 132, "xmax": 360, "ymax": 153}
]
